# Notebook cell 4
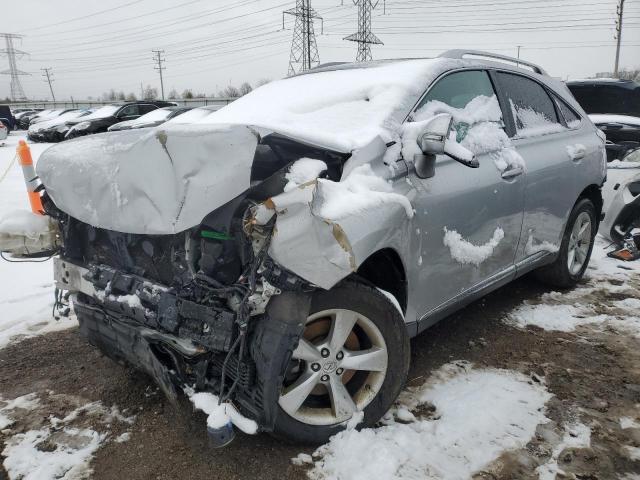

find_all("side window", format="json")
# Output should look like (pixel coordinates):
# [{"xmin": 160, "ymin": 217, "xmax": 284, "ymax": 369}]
[
  {"xmin": 414, "ymin": 70, "xmax": 503, "ymax": 143},
  {"xmin": 119, "ymin": 105, "xmax": 139, "ymax": 117},
  {"xmin": 554, "ymin": 95, "xmax": 582, "ymax": 129},
  {"xmin": 496, "ymin": 72, "xmax": 562, "ymax": 138},
  {"xmin": 139, "ymin": 104, "xmax": 158, "ymax": 114}
]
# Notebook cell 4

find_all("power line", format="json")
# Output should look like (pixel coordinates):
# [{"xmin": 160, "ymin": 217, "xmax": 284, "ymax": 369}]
[
  {"xmin": 0, "ymin": 33, "xmax": 29, "ymax": 101},
  {"xmin": 41, "ymin": 67, "xmax": 56, "ymax": 101},
  {"xmin": 152, "ymin": 49, "xmax": 166, "ymax": 100},
  {"xmin": 284, "ymin": 0, "xmax": 323, "ymax": 75},
  {"xmin": 345, "ymin": 0, "xmax": 384, "ymax": 62},
  {"xmin": 614, "ymin": 0, "xmax": 625, "ymax": 77}
]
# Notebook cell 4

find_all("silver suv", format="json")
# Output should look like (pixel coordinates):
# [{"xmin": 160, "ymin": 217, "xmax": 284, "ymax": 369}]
[{"xmin": 13, "ymin": 50, "xmax": 605, "ymax": 444}]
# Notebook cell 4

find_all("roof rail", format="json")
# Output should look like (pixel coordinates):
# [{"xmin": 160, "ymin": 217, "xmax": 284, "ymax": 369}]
[{"xmin": 440, "ymin": 49, "xmax": 548, "ymax": 76}]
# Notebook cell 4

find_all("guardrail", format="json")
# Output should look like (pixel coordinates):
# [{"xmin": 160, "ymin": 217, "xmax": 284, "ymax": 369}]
[{"xmin": 2, "ymin": 97, "xmax": 238, "ymax": 109}]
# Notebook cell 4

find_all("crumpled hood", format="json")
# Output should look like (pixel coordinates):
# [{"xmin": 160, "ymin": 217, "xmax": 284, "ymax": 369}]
[{"xmin": 37, "ymin": 124, "xmax": 259, "ymax": 234}]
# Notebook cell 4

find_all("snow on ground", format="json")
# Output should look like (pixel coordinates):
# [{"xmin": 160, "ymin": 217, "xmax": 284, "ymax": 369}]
[
  {"xmin": 301, "ymin": 361, "xmax": 551, "ymax": 480},
  {"xmin": 0, "ymin": 391, "xmax": 135, "ymax": 480},
  {"xmin": 0, "ymin": 132, "xmax": 76, "ymax": 349},
  {"xmin": 535, "ymin": 423, "xmax": 591, "ymax": 480},
  {"xmin": 506, "ymin": 237, "xmax": 640, "ymax": 337}
]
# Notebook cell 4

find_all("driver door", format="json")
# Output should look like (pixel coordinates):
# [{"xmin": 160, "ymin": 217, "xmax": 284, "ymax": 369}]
[{"xmin": 407, "ymin": 69, "xmax": 526, "ymax": 329}]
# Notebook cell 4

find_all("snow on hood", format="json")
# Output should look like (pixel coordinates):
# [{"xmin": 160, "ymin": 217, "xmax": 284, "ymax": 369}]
[
  {"xmin": 37, "ymin": 124, "xmax": 258, "ymax": 234},
  {"xmin": 202, "ymin": 58, "xmax": 462, "ymax": 153}
]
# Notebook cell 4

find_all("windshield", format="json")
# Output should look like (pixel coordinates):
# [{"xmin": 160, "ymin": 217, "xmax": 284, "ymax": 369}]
[
  {"xmin": 201, "ymin": 58, "xmax": 447, "ymax": 152},
  {"xmin": 79, "ymin": 105, "xmax": 120, "ymax": 121},
  {"xmin": 166, "ymin": 107, "xmax": 216, "ymax": 124},
  {"xmin": 131, "ymin": 107, "xmax": 173, "ymax": 123}
]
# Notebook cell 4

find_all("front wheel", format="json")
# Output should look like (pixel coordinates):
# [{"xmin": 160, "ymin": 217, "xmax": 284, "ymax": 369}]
[
  {"xmin": 535, "ymin": 198, "xmax": 597, "ymax": 288},
  {"xmin": 272, "ymin": 281, "xmax": 410, "ymax": 444}
]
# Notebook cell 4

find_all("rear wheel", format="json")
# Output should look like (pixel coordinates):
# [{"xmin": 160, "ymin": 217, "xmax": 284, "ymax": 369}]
[
  {"xmin": 535, "ymin": 198, "xmax": 597, "ymax": 288},
  {"xmin": 272, "ymin": 281, "xmax": 409, "ymax": 444}
]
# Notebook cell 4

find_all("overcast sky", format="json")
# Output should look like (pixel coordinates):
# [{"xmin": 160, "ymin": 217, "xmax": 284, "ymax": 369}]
[{"xmin": 1, "ymin": 0, "xmax": 639, "ymax": 100}]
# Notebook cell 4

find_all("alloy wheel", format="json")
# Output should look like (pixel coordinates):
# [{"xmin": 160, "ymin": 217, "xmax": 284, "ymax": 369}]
[
  {"xmin": 278, "ymin": 308, "xmax": 388, "ymax": 426},
  {"xmin": 567, "ymin": 211, "xmax": 592, "ymax": 275}
]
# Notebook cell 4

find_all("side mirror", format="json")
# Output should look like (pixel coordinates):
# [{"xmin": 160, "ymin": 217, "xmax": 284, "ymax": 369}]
[{"xmin": 416, "ymin": 113, "xmax": 479, "ymax": 169}]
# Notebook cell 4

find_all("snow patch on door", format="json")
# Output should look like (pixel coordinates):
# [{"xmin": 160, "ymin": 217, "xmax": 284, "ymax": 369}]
[{"xmin": 443, "ymin": 226, "xmax": 505, "ymax": 266}]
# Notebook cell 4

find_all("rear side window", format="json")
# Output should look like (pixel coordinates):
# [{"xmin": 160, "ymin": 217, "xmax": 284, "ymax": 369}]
[
  {"xmin": 139, "ymin": 104, "xmax": 158, "ymax": 114},
  {"xmin": 119, "ymin": 105, "xmax": 139, "ymax": 116},
  {"xmin": 496, "ymin": 72, "xmax": 563, "ymax": 138},
  {"xmin": 554, "ymin": 95, "xmax": 581, "ymax": 129}
]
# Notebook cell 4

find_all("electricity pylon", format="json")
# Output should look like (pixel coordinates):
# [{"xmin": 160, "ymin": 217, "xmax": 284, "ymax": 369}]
[
  {"xmin": 0, "ymin": 33, "xmax": 29, "ymax": 101},
  {"xmin": 283, "ymin": 0, "xmax": 323, "ymax": 76},
  {"xmin": 344, "ymin": 0, "xmax": 383, "ymax": 62}
]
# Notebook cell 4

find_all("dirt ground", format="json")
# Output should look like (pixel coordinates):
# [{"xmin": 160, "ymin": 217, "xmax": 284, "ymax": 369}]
[{"xmin": 1, "ymin": 271, "xmax": 639, "ymax": 480}]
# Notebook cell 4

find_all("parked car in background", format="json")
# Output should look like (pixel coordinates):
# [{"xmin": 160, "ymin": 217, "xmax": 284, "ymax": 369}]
[
  {"xmin": 567, "ymin": 78, "xmax": 640, "ymax": 161},
  {"xmin": 108, "ymin": 106, "xmax": 191, "ymax": 132},
  {"xmin": 17, "ymin": 109, "xmax": 46, "ymax": 130},
  {"xmin": 0, "ymin": 122, "xmax": 7, "ymax": 141},
  {"xmin": 28, "ymin": 109, "xmax": 93, "ymax": 143},
  {"xmin": 0, "ymin": 105, "xmax": 16, "ymax": 132},
  {"xmin": 29, "ymin": 109, "xmax": 75, "ymax": 127},
  {"xmin": 163, "ymin": 104, "xmax": 222, "ymax": 124},
  {"xmin": 6, "ymin": 51, "xmax": 606, "ymax": 445},
  {"xmin": 65, "ymin": 101, "xmax": 177, "ymax": 139}
]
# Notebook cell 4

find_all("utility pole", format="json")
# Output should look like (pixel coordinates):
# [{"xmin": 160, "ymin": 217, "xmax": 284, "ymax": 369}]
[
  {"xmin": 516, "ymin": 45, "xmax": 522, "ymax": 68},
  {"xmin": 0, "ymin": 33, "xmax": 29, "ymax": 101},
  {"xmin": 140, "ymin": 82, "xmax": 144, "ymax": 100},
  {"xmin": 283, "ymin": 0, "xmax": 323, "ymax": 76},
  {"xmin": 344, "ymin": 1, "xmax": 383, "ymax": 62},
  {"xmin": 152, "ymin": 49, "xmax": 166, "ymax": 100},
  {"xmin": 41, "ymin": 67, "xmax": 55, "ymax": 102},
  {"xmin": 614, "ymin": 0, "xmax": 625, "ymax": 77}
]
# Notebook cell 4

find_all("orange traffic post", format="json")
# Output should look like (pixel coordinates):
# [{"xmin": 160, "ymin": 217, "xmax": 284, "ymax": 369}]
[{"xmin": 16, "ymin": 140, "xmax": 45, "ymax": 215}]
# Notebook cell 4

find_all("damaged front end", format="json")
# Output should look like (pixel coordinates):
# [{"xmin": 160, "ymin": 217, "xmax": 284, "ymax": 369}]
[{"xmin": 40, "ymin": 127, "xmax": 361, "ymax": 440}]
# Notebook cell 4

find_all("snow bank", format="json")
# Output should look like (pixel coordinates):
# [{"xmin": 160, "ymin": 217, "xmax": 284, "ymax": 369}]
[
  {"xmin": 284, "ymin": 158, "xmax": 327, "ymax": 192},
  {"xmin": 304, "ymin": 362, "xmax": 551, "ymax": 480},
  {"xmin": 187, "ymin": 391, "xmax": 258, "ymax": 435},
  {"xmin": 443, "ymin": 226, "xmax": 504, "ymax": 266},
  {"xmin": 0, "ymin": 393, "xmax": 40, "ymax": 429},
  {"xmin": 314, "ymin": 164, "xmax": 414, "ymax": 220},
  {"xmin": 204, "ymin": 58, "xmax": 460, "ymax": 153}
]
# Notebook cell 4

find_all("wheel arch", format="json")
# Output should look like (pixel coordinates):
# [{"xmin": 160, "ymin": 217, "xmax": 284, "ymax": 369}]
[
  {"xmin": 577, "ymin": 183, "xmax": 603, "ymax": 220},
  {"xmin": 356, "ymin": 248, "xmax": 408, "ymax": 315}
]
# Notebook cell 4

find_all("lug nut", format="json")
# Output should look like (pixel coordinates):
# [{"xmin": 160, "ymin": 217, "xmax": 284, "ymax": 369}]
[
  {"xmin": 321, "ymin": 348, "xmax": 330, "ymax": 358},
  {"xmin": 321, "ymin": 374, "xmax": 329, "ymax": 382},
  {"xmin": 336, "ymin": 351, "xmax": 344, "ymax": 360},
  {"xmin": 311, "ymin": 363, "xmax": 321, "ymax": 372},
  {"xmin": 336, "ymin": 368, "xmax": 344, "ymax": 375}
]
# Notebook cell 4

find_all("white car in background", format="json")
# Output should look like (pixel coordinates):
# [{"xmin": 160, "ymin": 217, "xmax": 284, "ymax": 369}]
[{"xmin": 0, "ymin": 122, "xmax": 7, "ymax": 142}]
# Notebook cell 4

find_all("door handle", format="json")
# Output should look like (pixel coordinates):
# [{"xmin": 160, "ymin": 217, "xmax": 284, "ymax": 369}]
[{"xmin": 501, "ymin": 166, "xmax": 524, "ymax": 179}]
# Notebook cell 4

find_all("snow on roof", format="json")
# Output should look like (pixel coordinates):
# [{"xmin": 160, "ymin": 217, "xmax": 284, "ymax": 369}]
[{"xmin": 202, "ymin": 58, "xmax": 462, "ymax": 152}]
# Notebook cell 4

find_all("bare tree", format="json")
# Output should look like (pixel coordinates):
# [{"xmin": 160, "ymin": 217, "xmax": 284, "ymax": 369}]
[
  {"xmin": 102, "ymin": 89, "xmax": 117, "ymax": 101},
  {"xmin": 168, "ymin": 88, "xmax": 178, "ymax": 99},
  {"xmin": 223, "ymin": 85, "xmax": 240, "ymax": 98},
  {"xmin": 619, "ymin": 68, "xmax": 640, "ymax": 81},
  {"xmin": 239, "ymin": 82, "xmax": 253, "ymax": 96},
  {"xmin": 125, "ymin": 92, "xmax": 137, "ymax": 101},
  {"xmin": 117, "ymin": 91, "xmax": 126, "ymax": 101},
  {"xmin": 143, "ymin": 85, "xmax": 158, "ymax": 100},
  {"xmin": 182, "ymin": 89, "xmax": 194, "ymax": 99}
]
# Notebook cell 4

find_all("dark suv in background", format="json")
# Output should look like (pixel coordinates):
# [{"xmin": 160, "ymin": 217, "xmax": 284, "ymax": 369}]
[
  {"xmin": 567, "ymin": 78, "xmax": 640, "ymax": 160},
  {"xmin": 65, "ymin": 100, "xmax": 177, "ymax": 139}
]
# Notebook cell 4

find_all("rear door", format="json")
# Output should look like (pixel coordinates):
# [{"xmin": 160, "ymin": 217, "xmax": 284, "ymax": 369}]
[
  {"xmin": 408, "ymin": 69, "xmax": 525, "ymax": 325},
  {"xmin": 493, "ymin": 71, "xmax": 599, "ymax": 266}
]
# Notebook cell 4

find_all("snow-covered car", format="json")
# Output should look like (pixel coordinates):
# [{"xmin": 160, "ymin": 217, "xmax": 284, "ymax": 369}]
[
  {"xmin": 16, "ymin": 109, "xmax": 44, "ymax": 129},
  {"xmin": 163, "ymin": 105, "xmax": 222, "ymax": 124},
  {"xmin": 29, "ymin": 108, "xmax": 74, "ymax": 127},
  {"xmin": 600, "ymin": 150, "xmax": 640, "ymax": 244},
  {"xmin": 27, "ymin": 109, "xmax": 93, "ymax": 143},
  {"xmin": 2, "ymin": 50, "xmax": 606, "ymax": 444},
  {"xmin": 0, "ymin": 122, "xmax": 7, "ymax": 141},
  {"xmin": 567, "ymin": 79, "xmax": 640, "ymax": 161},
  {"xmin": 107, "ymin": 106, "xmax": 191, "ymax": 132},
  {"xmin": 65, "ymin": 101, "xmax": 177, "ymax": 139}
]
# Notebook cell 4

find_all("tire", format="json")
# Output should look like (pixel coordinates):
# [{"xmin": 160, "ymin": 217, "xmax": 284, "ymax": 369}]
[
  {"xmin": 535, "ymin": 198, "xmax": 597, "ymax": 288},
  {"xmin": 272, "ymin": 280, "xmax": 410, "ymax": 444}
]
